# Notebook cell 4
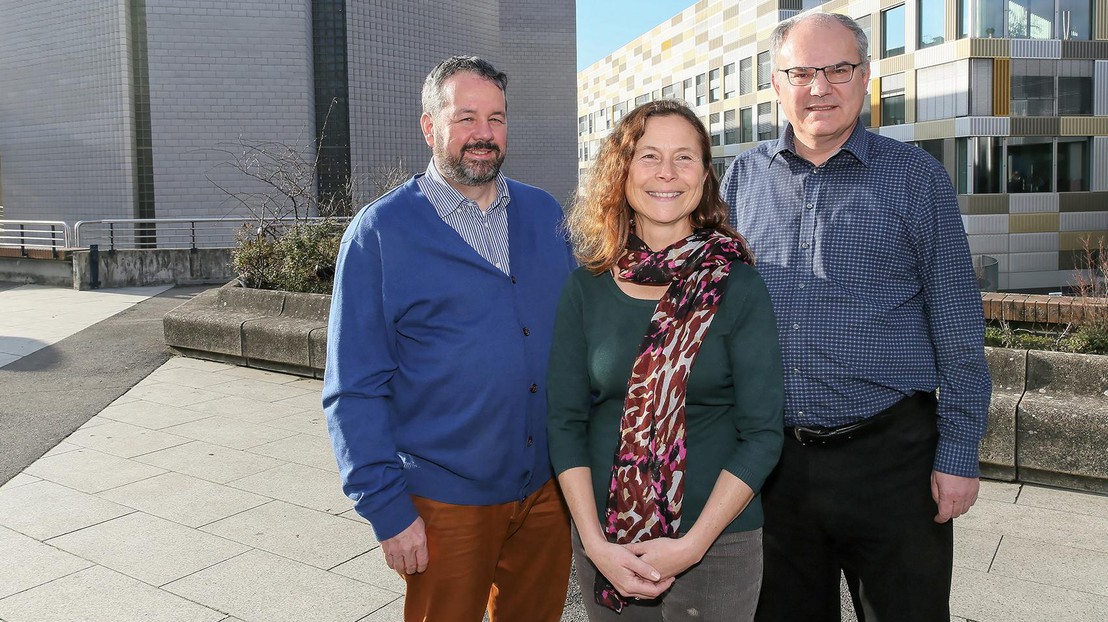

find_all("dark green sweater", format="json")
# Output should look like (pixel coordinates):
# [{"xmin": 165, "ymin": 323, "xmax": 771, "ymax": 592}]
[{"xmin": 547, "ymin": 264, "xmax": 784, "ymax": 534}]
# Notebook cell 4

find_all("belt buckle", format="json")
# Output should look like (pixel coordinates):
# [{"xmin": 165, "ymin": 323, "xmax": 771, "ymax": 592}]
[{"xmin": 792, "ymin": 426, "xmax": 823, "ymax": 445}]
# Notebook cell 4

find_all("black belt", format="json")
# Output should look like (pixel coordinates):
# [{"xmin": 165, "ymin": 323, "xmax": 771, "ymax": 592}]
[{"xmin": 785, "ymin": 393, "xmax": 930, "ymax": 447}]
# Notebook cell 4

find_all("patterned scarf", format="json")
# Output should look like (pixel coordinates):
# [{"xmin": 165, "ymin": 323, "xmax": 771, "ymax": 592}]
[{"xmin": 595, "ymin": 228, "xmax": 753, "ymax": 612}]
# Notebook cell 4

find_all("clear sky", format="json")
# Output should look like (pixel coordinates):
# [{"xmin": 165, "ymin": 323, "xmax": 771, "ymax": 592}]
[{"xmin": 576, "ymin": 1, "xmax": 697, "ymax": 71}]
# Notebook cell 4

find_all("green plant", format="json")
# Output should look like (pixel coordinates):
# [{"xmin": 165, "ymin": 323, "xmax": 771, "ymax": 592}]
[{"xmin": 231, "ymin": 220, "xmax": 344, "ymax": 293}]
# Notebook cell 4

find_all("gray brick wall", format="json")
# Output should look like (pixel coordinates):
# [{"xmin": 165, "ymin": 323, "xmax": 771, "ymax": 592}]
[
  {"xmin": 0, "ymin": 0, "xmax": 134, "ymax": 222},
  {"xmin": 346, "ymin": 0, "xmax": 577, "ymax": 207},
  {"xmin": 0, "ymin": 0, "xmax": 576, "ymax": 225},
  {"xmin": 143, "ymin": 0, "xmax": 315, "ymax": 220}
]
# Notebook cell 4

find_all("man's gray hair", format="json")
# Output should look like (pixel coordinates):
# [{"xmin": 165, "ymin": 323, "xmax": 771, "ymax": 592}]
[
  {"xmin": 421, "ymin": 55, "xmax": 508, "ymax": 117},
  {"xmin": 770, "ymin": 13, "xmax": 869, "ymax": 71}
]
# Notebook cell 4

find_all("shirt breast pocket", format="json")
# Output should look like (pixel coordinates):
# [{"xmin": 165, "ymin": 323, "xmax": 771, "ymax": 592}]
[{"xmin": 820, "ymin": 206, "xmax": 916, "ymax": 300}]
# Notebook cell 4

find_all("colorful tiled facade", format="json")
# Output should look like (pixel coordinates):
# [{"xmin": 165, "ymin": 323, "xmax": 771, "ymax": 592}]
[{"xmin": 578, "ymin": 0, "xmax": 1108, "ymax": 291}]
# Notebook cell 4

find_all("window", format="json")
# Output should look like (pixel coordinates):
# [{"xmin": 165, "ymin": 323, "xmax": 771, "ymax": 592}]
[
  {"xmin": 740, "ymin": 107, "xmax": 753, "ymax": 143},
  {"xmin": 710, "ymin": 113, "xmax": 722, "ymax": 146},
  {"xmin": 635, "ymin": 93, "xmax": 650, "ymax": 106},
  {"xmin": 662, "ymin": 83, "xmax": 676, "ymax": 99},
  {"xmin": 723, "ymin": 63, "xmax": 736, "ymax": 99},
  {"xmin": 1007, "ymin": 139, "xmax": 1053, "ymax": 192},
  {"xmin": 683, "ymin": 78, "xmax": 695, "ymax": 105},
  {"xmin": 724, "ymin": 109, "xmax": 738, "ymax": 144},
  {"xmin": 918, "ymin": 0, "xmax": 945, "ymax": 48},
  {"xmin": 1058, "ymin": 138, "xmax": 1090, "ymax": 191},
  {"xmin": 696, "ymin": 73, "xmax": 707, "ymax": 106},
  {"xmin": 757, "ymin": 52, "xmax": 771, "ymax": 90},
  {"xmin": 709, "ymin": 69, "xmax": 721, "ymax": 103},
  {"xmin": 578, "ymin": 115, "xmax": 588, "ymax": 135},
  {"xmin": 757, "ymin": 102, "xmax": 774, "ymax": 140},
  {"xmin": 1011, "ymin": 75, "xmax": 1054, "ymax": 116},
  {"xmin": 1058, "ymin": 77, "xmax": 1093, "ymax": 115},
  {"xmin": 857, "ymin": 15, "xmax": 872, "ymax": 58},
  {"xmin": 740, "ymin": 58, "xmax": 752, "ymax": 95},
  {"xmin": 1008, "ymin": 0, "xmax": 1056, "ymax": 39},
  {"xmin": 712, "ymin": 157, "xmax": 728, "ymax": 179},
  {"xmin": 973, "ymin": 136, "xmax": 1002, "ymax": 194},
  {"xmin": 1059, "ymin": 0, "xmax": 1092, "ymax": 40},
  {"xmin": 613, "ymin": 101, "xmax": 629, "ymax": 124},
  {"xmin": 882, "ymin": 5, "xmax": 906, "ymax": 58},
  {"xmin": 917, "ymin": 139, "xmax": 946, "ymax": 167},
  {"xmin": 881, "ymin": 73, "xmax": 906, "ymax": 126}
]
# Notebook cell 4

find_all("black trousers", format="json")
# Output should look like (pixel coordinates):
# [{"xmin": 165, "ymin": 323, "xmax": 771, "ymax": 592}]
[{"xmin": 754, "ymin": 393, "xmax": 953, "ymax": 622}]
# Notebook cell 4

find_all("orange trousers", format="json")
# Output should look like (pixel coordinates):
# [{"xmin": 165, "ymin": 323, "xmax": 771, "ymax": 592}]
[{"xmin": 403, "ymin": 479, "xmax": 571, "ymax": 622}]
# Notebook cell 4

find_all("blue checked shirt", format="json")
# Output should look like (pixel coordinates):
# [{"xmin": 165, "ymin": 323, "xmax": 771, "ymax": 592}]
[
  {"xmin": 418, "ymin": 159, "xmax": 512, "ymax": 274},
  {"xmin": 721, "ymin": 122, "xmax": 991, "ymax": 477}
]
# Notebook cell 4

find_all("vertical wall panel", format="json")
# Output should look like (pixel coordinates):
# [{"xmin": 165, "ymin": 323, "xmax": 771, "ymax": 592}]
[
  {"xmin": 1093, "ymin": 136, "xmax": 1108, "ymax": 191},
  {"xmin": 1008, "ymin": 193, "xmax": 1059, "ymax": 214},
  {"xmin": 993, "ymin": 58, "xmax": 1010, "ymax": 116},
  {"xmin": 1094, "ymin": 61, "xmax": 1108, "ymax": 115}
]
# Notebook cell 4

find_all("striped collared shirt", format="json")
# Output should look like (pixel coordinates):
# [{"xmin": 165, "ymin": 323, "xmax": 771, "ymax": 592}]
[{"xmin": 417, "ymin": 159, "xmax": 512, "ymax": 275}]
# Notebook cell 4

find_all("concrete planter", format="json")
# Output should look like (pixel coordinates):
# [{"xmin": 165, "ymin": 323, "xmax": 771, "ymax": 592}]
[{"xmin": 163, "ymin": 288, "xmax": 1108, "ymax": 493}]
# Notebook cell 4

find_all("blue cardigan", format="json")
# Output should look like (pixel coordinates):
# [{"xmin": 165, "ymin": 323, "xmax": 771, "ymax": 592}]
[{"xmin": 323, "ymin": 175, "xmax": 575, "ymax": 541}]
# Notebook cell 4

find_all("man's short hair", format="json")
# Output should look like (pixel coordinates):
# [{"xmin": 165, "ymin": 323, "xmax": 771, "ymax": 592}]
[
  {"xmin": 770, "ymin": 13, "xmax": 869, "ymax": 71},
  {"xmin": 421, "ymin": 55, "xmax": 508, "ymax": 117}
]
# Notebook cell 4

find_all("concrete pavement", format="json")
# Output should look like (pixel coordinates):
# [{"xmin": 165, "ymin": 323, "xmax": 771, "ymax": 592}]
[{"xmin": 1, "ymin": 283, "xmax": 1106, "ymax": 621}]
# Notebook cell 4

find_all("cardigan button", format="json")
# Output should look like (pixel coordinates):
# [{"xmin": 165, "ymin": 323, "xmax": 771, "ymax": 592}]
[
  {"xmin": 522, "ymin": 327, "xmax": 530, "ymax": 336},
  {"xmin": 527, "ymin": 436, "xmax": 534, "ymax": 446},
  {"xmin": 529, "ymin": 383, "xmax": 538, "ymax": 393},
  {"xmin": 511, "ymin": 276, "xmax": 517, "ymax": 284}
]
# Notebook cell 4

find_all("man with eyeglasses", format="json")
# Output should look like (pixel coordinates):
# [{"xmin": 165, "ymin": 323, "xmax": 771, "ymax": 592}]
[{"xmin": 721, "ymin": 12, "xmax": 990, "ymax": 622}]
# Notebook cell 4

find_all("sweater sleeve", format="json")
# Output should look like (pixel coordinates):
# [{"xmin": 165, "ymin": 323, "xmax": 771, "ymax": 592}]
[
  {"xmin": 322, "ymin": 215, "xmax": 418, "ymax": 542},
  {"xmin": 546, "ymin": 272, "xmax": 593, "ymax": 474},
  {"xmin": 723, "ymin": 266, "xmax": 785, "ymax": 493}
]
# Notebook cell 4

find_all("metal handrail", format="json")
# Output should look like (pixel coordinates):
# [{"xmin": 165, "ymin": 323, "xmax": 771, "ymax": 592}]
[
  {"xmin": 73, "ymin": 216, "xmax": 347, "ymax": 251},
  {"xmin": 0, "ymin": 220, "xmax": 73, "ymax": 256}
]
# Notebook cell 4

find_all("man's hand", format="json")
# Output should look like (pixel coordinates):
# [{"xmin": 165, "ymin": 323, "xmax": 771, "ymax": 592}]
[
  {"xmin": 931, "ymin": 471, "xmax": 980, "ymax": 523},
  {"xmin": 381, "ymin": 517, "xmax": 429, "ymax": 575},
  {"xmin": 585, "ymin": 540, "xmax": 674, "ymax": 600}
]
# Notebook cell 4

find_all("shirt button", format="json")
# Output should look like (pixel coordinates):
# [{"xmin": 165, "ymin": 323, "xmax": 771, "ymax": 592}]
[
  {"xmin": 522, "ymin": 327, "xmax": 530, "ymax": 336},
  {"xmin": 805, "ymin": 203, "xmax": 814, "ymax": 210},
  {"xmin": 798, "ymin": 411, "xmax": 805, "ymax": 416},
  {"xmin": 798, "ymin": 283, "xmax": 806, "ymax": 289},
  {"xmin": 792, "ymin": 368, "xmax": 800, "ymax": 373},
  {"xmin": 792, "ymin": 323, "xmax": 800, "ymax": 330},
  {"xmin": 801, "ymin": 242, "xmax": 810, "ymax": 249},
  {"xmin": 529, "ymin": 383, "xmax": 538, "ymax": 393}
]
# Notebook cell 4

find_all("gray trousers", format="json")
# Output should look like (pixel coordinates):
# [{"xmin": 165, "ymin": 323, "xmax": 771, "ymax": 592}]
[{"xmin": 572, "ymin": 527, "xmax": 763, "ymax": 622}]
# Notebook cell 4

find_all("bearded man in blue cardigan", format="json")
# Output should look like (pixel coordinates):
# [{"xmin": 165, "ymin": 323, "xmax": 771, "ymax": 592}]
[{"xmin": 323, "ymin": 56, "xmax": 574, "ymax": 622}]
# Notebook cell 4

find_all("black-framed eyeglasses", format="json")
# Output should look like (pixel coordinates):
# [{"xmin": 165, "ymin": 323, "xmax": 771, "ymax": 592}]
[{"xmin": 778, "ymin": 62, "xmax": 863, "ymax": 86}]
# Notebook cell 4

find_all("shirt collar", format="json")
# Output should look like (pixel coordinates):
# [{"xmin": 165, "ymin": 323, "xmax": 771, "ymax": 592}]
[
  {"xmin": 770, "ymin": 120, "xmax": 871, "ymax": 167},
  {"xmin": 423, "ymin": 159, "xmax": 510, "ymax": 218}
]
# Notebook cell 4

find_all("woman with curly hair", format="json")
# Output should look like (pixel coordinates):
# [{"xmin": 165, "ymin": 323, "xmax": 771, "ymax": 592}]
[{"xmin": 547, "ymin": 99, "xmax": 784, "ymax": 621}]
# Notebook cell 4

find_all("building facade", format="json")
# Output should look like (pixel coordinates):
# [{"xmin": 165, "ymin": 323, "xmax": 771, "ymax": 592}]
[
  {"xmin": 578, "ymin": 0, "xmax": 1108, "ymax": 291},
  {"xmin": 0, "ymin": 0, "xmax": 577, "ymax": 227}
]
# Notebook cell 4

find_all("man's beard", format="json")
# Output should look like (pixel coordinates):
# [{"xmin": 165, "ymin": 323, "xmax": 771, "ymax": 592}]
[{"xmin": 436, "ymin": 140, "xmax": 505, "ymax": 186}]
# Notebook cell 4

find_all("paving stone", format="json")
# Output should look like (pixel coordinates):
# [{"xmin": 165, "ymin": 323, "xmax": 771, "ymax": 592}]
[
  {"xmin": 204, "ymin": 377, "xmax": 313, "ymax": 403},
  {"xmin": 164, "ymin": 549, "xmax": 397, "ymax": 622},
  {"xmin": 63, "ymin": 420, "xmax": 190, "ymax": 458},
  {"xmin": 978, "ymin": 479, "xmax": 1021, "ymax": 503},
  {"xmin": 246, "ymin": 433, "xmax": 337, "ymax": 472},
  {"xmin": 162, "ymin": 356, "xmax": 236, "ymax": 373},
  {"xmin": 950, "ymin": 566, "xmax": 1108, "ymax": 621},
  {"xmin": 0, "ymin": 473, "xmax": 39, "ymax": 490},
  {"xmin": 1016, "ymin": 484, "xmax": 1108, "ymax": 518},
  {"xmin": 23, "ymin": 448, "xmax": 165, "ymax": 494},
  {"xmin": 134, "ymin": 440, "xmax": 284, "ymax": 484},
  {"xmin": 47, "ymin": 512, "xmax": 249, "ymax": 586},
  {"xmin": 0, "ymin": 526, "xmax": 92, "ymax": 599},
  {"xmin": 0, "ymin": 565, "xmax": 224, "ymax": 622},
  {"xmin": 162, "ymin": 416, "xmax": 297, "ymax": 450},
  {"xmin": 330, "ymin": 547, "xmax": 405, "ymax": 594},
  {"xmin": 954, "ymin": 526, "xmax": 1001, "ymax": 572},
  {"xmin": 957, "ymin": 497, "xmax": 1108, "ymax": 554},
  {"xmin": 990, "ymin": 534, "xmax": 1108, "ymax": 597},
  {"xmin": 217, "ymin": 366, "xmax": 305, "ymax": 384},
  {"xmin": 229, "ymin": 462, "xmax": 350, "ymax": 513},
  {"xmin": 40, "ymin": 441, "xmax": 82, "ymax": 458},
  {"xmin": 144, "ymin": 366, "xmax": 239, "ymax": 389},
  {"xmin": 98, "ymin": 472, "xmax": 270, "ymax": 528},
  {"xmin": 122, "ymin": 381, "xmax": 225, "ymax": 408},
  {"xmin": 274, "ymin": 390, "xmax": 325, "ymax": 411},
  {"xmin": 262, "ymin": 412, "xmax": 329, "ymax": 437},
  {"xmin": 357, "ymin": 597, "xmax": 404, "ymax": 622},
  {"xmin": 99, "ymin": 399, "xmax": 215, "ymax": 429},
  {"xmin": 0, "ymin": 480, "xmax": 132, "ymax": 540},
  {"xmin": 201, "ymin": 500, "xmax": 376, "ymax": 569},
  {"xmin": 183, "ymin": 394, "xmax": 307, "ymax": 424}
]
